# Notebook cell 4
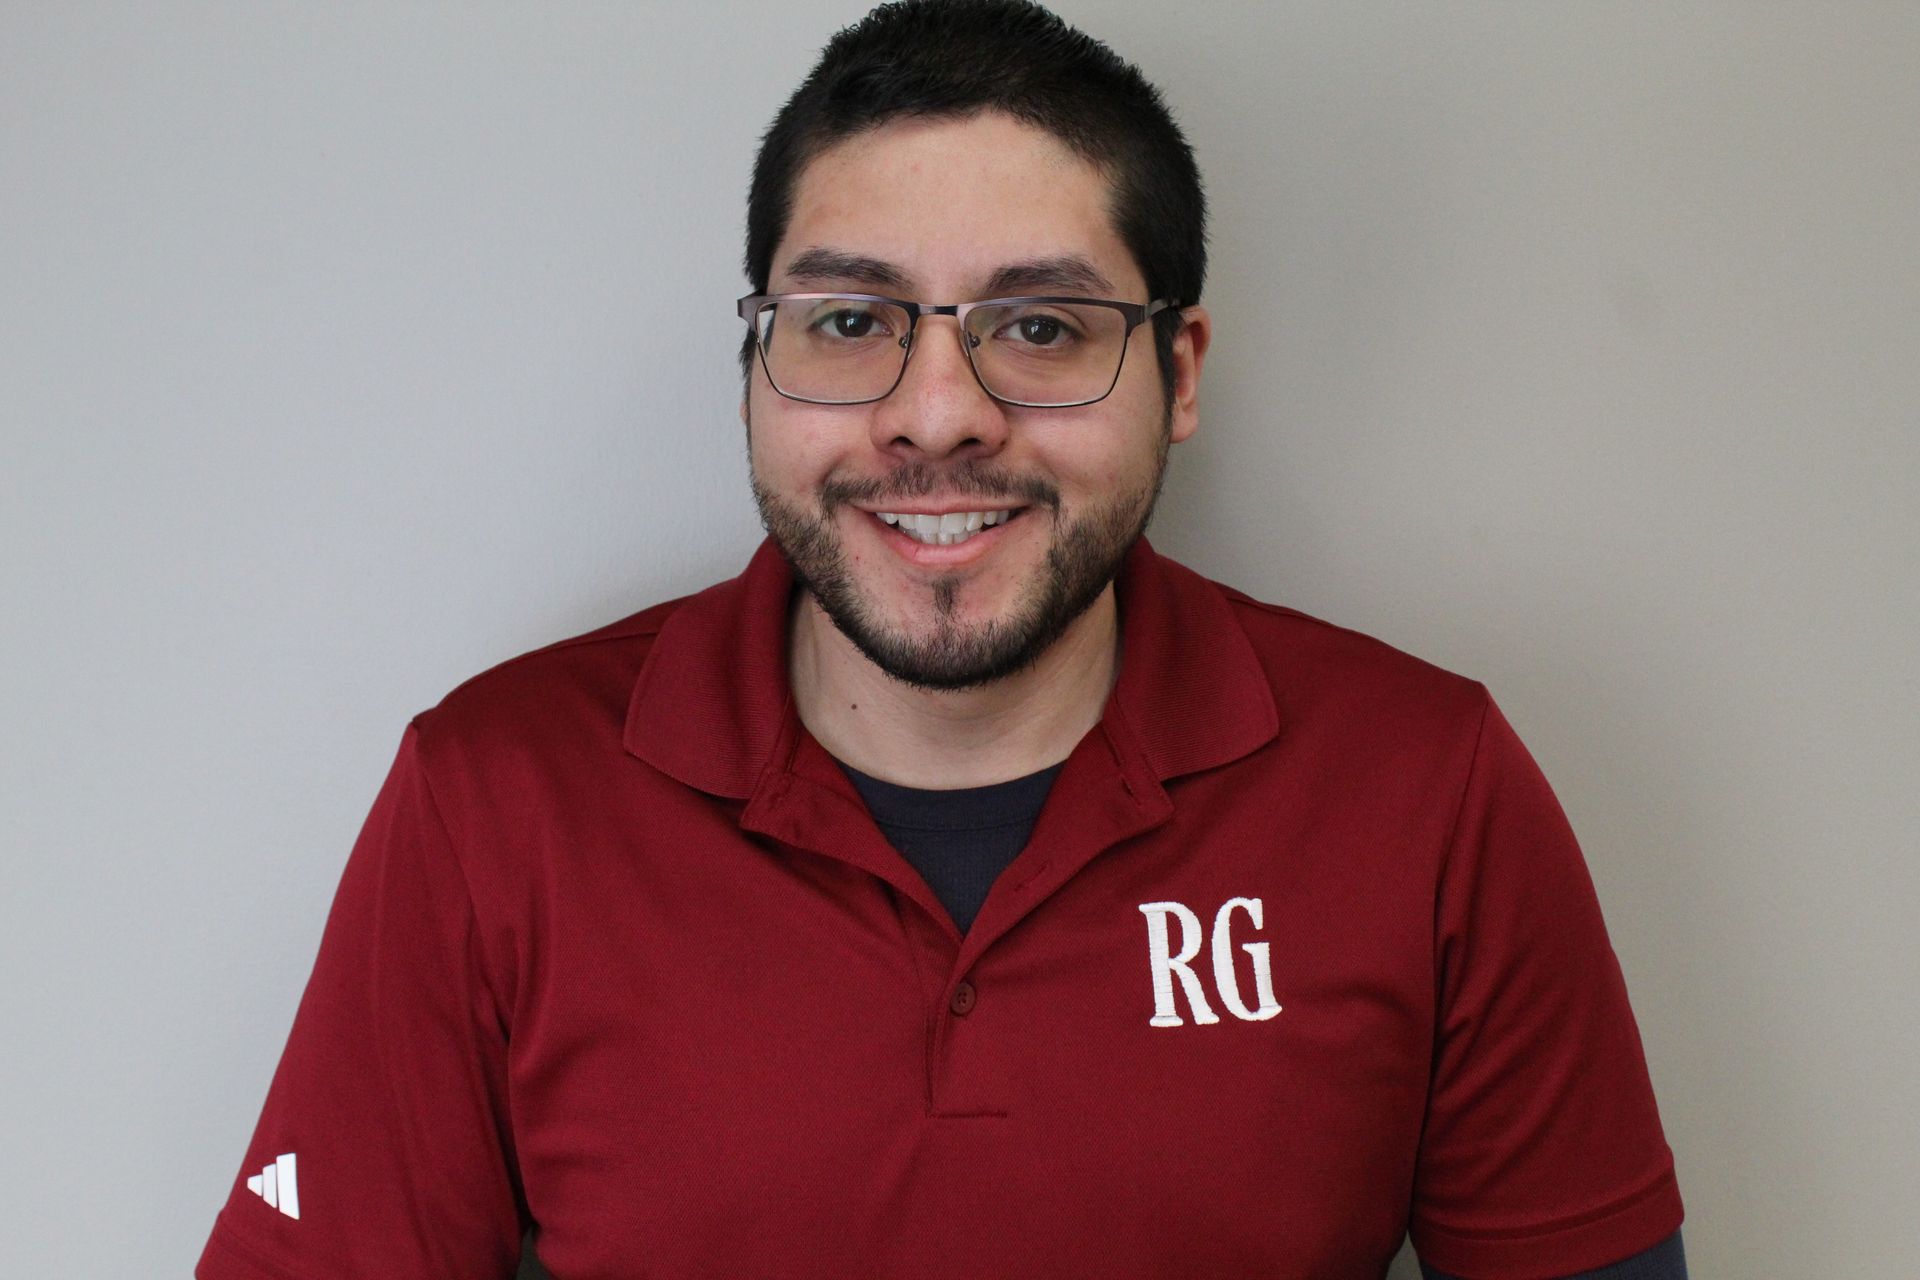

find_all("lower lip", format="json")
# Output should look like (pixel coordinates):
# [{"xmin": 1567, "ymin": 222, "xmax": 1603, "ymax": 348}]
[{"xmin": 865, "ymin": 511, "xmax": 1025, "ymax": 567}]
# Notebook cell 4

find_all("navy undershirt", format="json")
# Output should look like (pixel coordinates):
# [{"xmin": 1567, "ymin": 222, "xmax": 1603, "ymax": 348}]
[{"xmin": 838, "ymin": 758, "xmax": 1066, "ymax": 934}]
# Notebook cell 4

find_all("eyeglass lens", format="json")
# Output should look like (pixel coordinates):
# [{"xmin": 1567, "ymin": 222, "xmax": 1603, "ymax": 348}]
[{"xmin": 753, "ymin": 297, "xmax": 1133, "ymax": 406}]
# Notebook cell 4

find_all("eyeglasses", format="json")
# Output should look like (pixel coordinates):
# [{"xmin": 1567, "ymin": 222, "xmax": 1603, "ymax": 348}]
[{"xmin": 736, "ymin": 292, "xmax": 1177, "ymax": 408}]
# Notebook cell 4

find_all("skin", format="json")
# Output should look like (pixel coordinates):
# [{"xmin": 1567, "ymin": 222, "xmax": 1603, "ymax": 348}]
[{"xmin": 744, "ymin": 111, "xmax": 1211, "ymax": 789}]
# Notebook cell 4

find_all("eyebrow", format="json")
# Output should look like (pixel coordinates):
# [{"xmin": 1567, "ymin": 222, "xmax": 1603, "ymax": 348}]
[
  {"xmin": 777, "ymin": 248, "xmax": 1118, "ymax": 299},
  {"xmin": 983, "ymin": 255, "xmax": 1116, "ymax": 298},
  {"xmin": 780, "ymin": 248, "xmax": 910, "ymax": 292}
]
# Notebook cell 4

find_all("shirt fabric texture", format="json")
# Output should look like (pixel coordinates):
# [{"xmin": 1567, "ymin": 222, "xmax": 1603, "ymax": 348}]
[{"xmin": 199, "ymin": 537, "xmax": 1683, "ymax": 1280}]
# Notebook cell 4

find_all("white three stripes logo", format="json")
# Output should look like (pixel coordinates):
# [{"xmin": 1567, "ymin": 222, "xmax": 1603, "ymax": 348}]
[{"xmin": 245, "ymin": 1152, "xmax": 300, "ymax": 1219}]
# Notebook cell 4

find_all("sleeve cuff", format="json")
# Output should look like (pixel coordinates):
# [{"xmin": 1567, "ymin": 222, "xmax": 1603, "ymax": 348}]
[{"xmin": 1411, "ymin": 1164, "xmax": 1684, "ymax": 1280}]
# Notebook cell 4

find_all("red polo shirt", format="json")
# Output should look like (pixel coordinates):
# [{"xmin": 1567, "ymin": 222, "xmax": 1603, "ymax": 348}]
[{"xmin": 200, "ymin": 538, "xmax": 1681, "ymax": 1280}]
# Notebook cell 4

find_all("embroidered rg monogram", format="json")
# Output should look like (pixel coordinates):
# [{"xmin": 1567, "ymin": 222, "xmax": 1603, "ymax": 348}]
[{"xmin": 1138, "ymin": 897, "xmax": 1284, "ymax": 1027}]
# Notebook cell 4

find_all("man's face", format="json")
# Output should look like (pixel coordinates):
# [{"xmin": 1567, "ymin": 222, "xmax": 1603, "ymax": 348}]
[{"xmin": 746, "ymin": 111, "xmax": 1201, "ymax": 691}]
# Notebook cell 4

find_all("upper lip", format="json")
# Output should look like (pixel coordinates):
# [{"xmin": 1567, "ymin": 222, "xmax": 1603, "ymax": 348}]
[{"xmin": 856, "ymin": 502, "xmax": 1026, "ymax": 516}]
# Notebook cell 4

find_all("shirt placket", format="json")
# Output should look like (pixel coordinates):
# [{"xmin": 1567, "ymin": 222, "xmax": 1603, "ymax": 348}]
[{"xmin": 743, "ymin": 716, "xmax": 1174, "ymax": 1120}]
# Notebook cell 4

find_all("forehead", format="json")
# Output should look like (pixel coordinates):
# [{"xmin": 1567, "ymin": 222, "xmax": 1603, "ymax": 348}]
[{"xmin": 774, "ymin": 111, "xmax": 1143, "ymax": 297}]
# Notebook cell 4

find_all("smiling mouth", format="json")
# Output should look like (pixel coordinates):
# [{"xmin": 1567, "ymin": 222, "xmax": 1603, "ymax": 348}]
[{"xmin": 873, "ymin": 508, "xmax": 1023, "ymax": 547}]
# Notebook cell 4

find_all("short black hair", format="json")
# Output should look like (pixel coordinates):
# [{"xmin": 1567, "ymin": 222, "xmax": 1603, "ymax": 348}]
[{"xmin": 743, "ymin": 0, "xmax": 1206, "ymax": 402}]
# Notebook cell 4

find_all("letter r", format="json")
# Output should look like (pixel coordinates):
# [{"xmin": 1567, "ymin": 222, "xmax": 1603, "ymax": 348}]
[{"xmin": 1139, "ymin": 900, "xmax": 1218, "ymax": 1027}]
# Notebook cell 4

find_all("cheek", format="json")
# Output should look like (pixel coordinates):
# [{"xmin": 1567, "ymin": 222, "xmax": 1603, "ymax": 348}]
[
  {"xmin": 747, "ymin": 409, "xmax": 866, "ymax": 504},
  {"xmin": 1044, "ymin": 428, "xmax": 1161, "ymax": 505},
  {"xmin": 745, "ymin": 396, "xmax": 808, "ymax": 475}
]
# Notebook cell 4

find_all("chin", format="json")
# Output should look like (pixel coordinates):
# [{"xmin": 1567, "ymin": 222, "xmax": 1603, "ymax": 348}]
[{"xmin": 754, "ymin": 464, "xmax": 1156, "ymax": 692}]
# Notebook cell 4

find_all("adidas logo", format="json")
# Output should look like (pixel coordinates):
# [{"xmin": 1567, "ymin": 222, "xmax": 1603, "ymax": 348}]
[{"xmin": 245, "ymin": 1152, "xmax": 300, "ymax": 1220}]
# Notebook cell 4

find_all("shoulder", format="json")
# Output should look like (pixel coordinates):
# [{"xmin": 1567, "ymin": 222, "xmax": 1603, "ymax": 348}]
[
  {"xmin": 406, "ymin": 590, "xmax": 695, "ymax": 772},
  {"xmin": 1206, "ymin": 571, "xmax": 1491, "ymax": 739}
]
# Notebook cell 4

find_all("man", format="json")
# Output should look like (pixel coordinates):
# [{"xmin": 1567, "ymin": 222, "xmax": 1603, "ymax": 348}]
[{"xmin": 200, "ymin": 3, "xmax": 1685, "ymax": 1277}]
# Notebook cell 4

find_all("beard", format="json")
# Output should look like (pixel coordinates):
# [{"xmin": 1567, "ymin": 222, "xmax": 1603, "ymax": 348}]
[{"xmin": 751, "ymin": 438, "xmax": 1170, "ymax": 693}]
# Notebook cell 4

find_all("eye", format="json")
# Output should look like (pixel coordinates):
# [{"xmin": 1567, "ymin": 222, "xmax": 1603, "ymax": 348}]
[
  {"xmin": 805, "ymin": 301, "xmax": 894, "ymax": 341},
  {"xmin": 1014, "ymin": 315, "xmax": 1066, "ymax": 346},
  {"xmin": 829, "ymin": 309, "xmax": 878, "ymax": 338},
  {"xmin": 990, "ymin": 305, "xmax": 1098, "ymax": 351}
]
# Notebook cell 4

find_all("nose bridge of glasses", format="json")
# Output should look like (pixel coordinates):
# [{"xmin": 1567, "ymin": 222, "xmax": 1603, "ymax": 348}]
[{"xmin": 903, "ymin": 304, "xmax": 984, "ymax": 360}]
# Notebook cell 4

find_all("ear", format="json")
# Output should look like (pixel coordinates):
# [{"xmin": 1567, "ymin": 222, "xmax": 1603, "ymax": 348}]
[{"xmin": 1167, "ymin": 305, "xmax": 1211, "ymax": 445}]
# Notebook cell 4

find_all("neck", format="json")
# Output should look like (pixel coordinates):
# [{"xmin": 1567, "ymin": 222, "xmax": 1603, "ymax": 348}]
[{"xmin": 788, "ymin": 588, "xmax": 1120, "ymax": 790}]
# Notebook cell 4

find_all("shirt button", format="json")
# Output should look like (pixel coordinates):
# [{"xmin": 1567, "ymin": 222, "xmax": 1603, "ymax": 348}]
[{"xmin": 949, "ymin": 981, "xmax": 977, "ymax": 1016}]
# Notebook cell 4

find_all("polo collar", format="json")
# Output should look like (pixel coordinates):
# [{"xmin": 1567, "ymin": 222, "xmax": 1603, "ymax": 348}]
[{"xmin": 622, "ymin": 536, "xmax": 1279, "ymax": 798}]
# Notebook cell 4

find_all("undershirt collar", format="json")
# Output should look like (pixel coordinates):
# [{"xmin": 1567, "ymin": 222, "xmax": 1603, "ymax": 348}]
[{"xmin": 836, "ymin": 758, "xmax": 1068, "ymax": 832}]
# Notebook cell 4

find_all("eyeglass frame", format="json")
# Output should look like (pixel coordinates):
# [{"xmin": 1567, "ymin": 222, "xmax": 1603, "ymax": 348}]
[{"xmin": 735, "ymin": 291, "xmax": 1180, "ymax": 408}]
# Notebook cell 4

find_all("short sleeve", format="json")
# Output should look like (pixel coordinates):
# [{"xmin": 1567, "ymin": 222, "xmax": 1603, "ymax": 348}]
[
  {"xmin": 1409, "ymin": 694, "xmax": 1683, "ymax": 1280},
  {"xmin": 198, "ymin": 721, "xmax": 525, "ymax": 1279}
]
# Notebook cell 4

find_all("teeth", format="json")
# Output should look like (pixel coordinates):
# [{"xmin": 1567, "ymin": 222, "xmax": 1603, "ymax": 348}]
[{"xmin": 875, "ymin": 509, "xmax": 1016, "ymax": 546}]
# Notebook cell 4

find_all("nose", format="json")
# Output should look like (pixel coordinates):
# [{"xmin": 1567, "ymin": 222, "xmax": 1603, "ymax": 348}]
[{"xmin": 868, "ymin": 315, "xmax": 1011, "ymax": 461}]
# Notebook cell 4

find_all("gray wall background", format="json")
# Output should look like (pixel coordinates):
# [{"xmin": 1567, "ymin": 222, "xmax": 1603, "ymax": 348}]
[{"xmin": 4, "ymin": 3, "xmax": 1915, "ymax": 1275}]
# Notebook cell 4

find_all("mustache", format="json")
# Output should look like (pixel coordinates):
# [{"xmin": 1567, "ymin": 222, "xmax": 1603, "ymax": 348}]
[{"xmin": 821, "ymin": 462, "xmax": 1059, "ymax": 512}]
